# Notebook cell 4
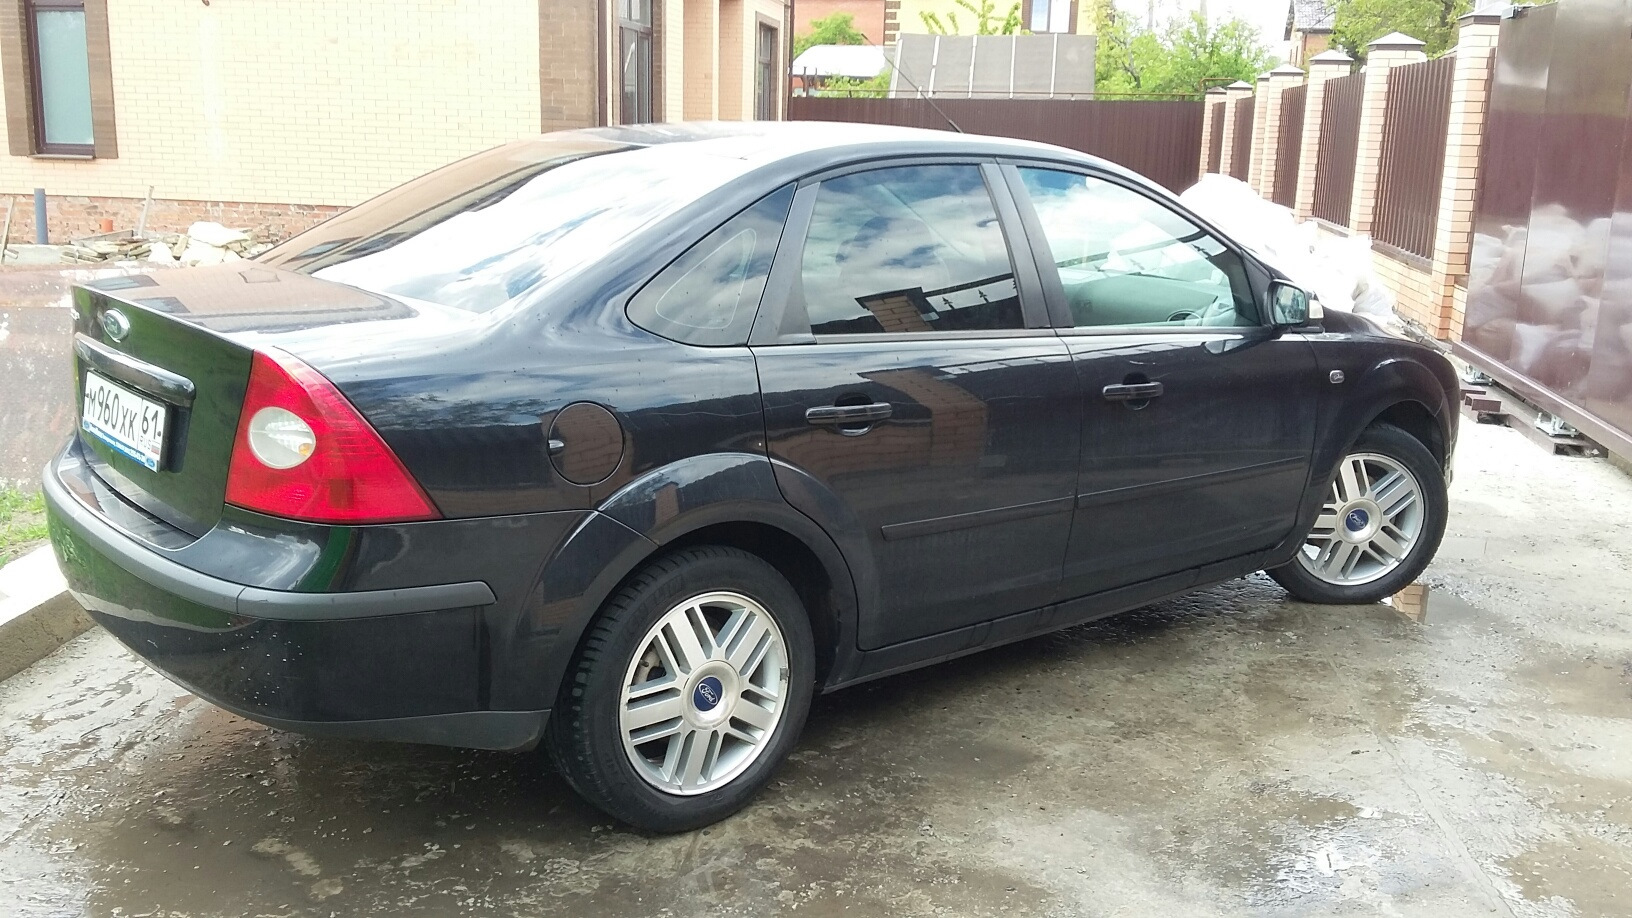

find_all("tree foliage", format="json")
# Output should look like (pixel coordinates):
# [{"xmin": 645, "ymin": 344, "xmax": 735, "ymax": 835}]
[
  {"xmin": 1332, "ymin": 0, "xmax": 1472, "ymax": 59},
  {"xmin": 919, "ymin": 0, "xmax": 1023, "ymax": 36},
  {"xmin": 1092, "ymin": 3, "xmax": 1273, "ymax": 96},
  {"xmin": 816, "ymin": 72, "xmax": 893, "ymax": 98},
  {"xmin": 794, "ymin": 12, "xmax": 869, "ymax": 58}
]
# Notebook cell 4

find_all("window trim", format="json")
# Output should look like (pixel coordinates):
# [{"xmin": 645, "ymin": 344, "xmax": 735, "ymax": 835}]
[
  {"xmin": 997, "ymin": 159, "xmax": 1266, "ymax": 334},
  {"xmin": 616, "ymin": 0, "xmax": 655, "ymax": 125},
  {"xmin": 4, "ymin": 0, "xmax": 115, "ymax": 158},
  {"xmin": 749, "ymin": 157, "xmax": 1053, "ymax": 346},
  {"xmin": 753, "ymin": 14, "xmax": 780, "ymax": 121}
]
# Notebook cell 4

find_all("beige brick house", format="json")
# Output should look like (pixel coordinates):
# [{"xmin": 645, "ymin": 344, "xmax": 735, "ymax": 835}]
[{"xmin": 0, "ymin": 0, "xmax": 790, "ymax": 243}]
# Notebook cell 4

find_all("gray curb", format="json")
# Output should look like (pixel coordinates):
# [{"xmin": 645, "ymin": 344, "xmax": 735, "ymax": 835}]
[{"xmin": 0, "ymin": 545, "xmax": 91, "ymax": 683}]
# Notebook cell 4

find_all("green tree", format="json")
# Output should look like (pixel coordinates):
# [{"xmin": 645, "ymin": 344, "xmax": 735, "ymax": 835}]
[
  {"xmin": 919, "ymin": 0, "xmax": 1024, "ymax": 36},
  {"xmin": 817, "ymin": 72, "xmax": 893, "ymax": 98},
  {"xmin": 1332, "ymin": 0, "xmax": 1471, "ymax": 59},
  {"xmin": 794, "ymin": 12, "xmax": 869, "ymax": 59},
  {"xmin": 1093, "ymin": 5, "xmax": 1272, "ymax": 96}
]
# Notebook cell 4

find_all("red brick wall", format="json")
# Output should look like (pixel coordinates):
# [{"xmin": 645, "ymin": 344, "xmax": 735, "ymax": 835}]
[{"xmin": 3, "ymin": 195, "xmax": 345, "ymax": 245}]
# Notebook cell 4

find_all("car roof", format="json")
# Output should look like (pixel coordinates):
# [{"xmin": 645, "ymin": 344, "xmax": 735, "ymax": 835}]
[{"xmin": 540, "ymin": 120, "xmax": 1148, "ymax": 187}]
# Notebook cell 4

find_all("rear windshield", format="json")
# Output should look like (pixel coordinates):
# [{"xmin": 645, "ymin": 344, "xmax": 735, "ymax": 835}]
[{"xmin": 259, "ymin": 139, "xmax": 756, "ymax": 314}]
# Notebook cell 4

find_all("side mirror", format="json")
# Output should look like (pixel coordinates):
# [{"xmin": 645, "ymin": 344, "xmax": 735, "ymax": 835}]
[{"xmin": 1269, "ymin": 281, "xmax": 1321, "ymax": 327}]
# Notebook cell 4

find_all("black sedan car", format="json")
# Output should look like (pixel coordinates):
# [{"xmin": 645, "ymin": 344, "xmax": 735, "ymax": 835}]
[{"xmin": 45, "ymin": 123, "xmax": 1456, "ymax": 832}]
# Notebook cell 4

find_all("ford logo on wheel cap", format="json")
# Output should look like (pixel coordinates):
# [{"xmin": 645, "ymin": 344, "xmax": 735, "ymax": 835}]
[
  {"xmin": 693, "ymin": 676, "xmax": 724, "ymax": 712},
  {"xmin": 1345, "ymin": 508, "xmax": 1370, "ymax": 532},
  {"xmin": 100, "ymin": 309, "xmax": 131, "ymax": 342}
]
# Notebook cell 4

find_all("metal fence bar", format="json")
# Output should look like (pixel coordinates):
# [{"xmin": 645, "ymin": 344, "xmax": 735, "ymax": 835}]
[
  {"xmin": 1228, "ymin": 101, "xmax": 1254, "ymax": 182},
  {"xmin": 1206, "ymin": 99, "xmax": 1225, "ymax": 173},
  {"xmin": 1311, "ymin": 71, "xmax": 1363, "ymax": 225},
  {"xmin": 1272, "ymin": 84, "xmax": 1306, "ymax": 208},
  {"xmin": 788, "ymin": 96, "xmax": 1204, "ymax": 191},
  {"xmin": 1373, "ymin": 54, "xmax": 1456, "ymax": 259}
]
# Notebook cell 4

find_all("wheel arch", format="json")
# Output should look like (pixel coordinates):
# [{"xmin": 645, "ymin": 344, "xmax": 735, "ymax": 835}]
[{"xmin": 518, "ymin": 452, "xmax": 861, "ymax": 711}]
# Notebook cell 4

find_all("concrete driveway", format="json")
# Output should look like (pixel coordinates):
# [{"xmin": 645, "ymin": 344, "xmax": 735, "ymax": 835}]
[{"xmin": 2, "ymin": 421, "xmax": 1629, "ymax": 917}]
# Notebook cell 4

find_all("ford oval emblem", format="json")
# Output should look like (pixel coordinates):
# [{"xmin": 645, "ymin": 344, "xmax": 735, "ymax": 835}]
[
  {"xmin": 693, "ymin": 676, "xmax": 724, "ymax": 712},
  {"xmin": 100, "ymin": 309, "xmax": 131, "ymax": 342}
]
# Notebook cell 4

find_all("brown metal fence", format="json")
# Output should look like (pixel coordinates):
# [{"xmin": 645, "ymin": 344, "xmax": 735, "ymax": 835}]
[
  {"xmin": 1311, "ymin": 71, "xmax": 1363, "ymax": 225},
  {"xmin": 788, "ymin": 96, "xmax": 1204, "ymax": 191},
  {"xmin": 1205, "ymin": 99, "xmax": 1224, "ymax": 173},
  {"xmin": 1271, "ymin": 84, "xmax": 1306, "ymax": 208},
  {"xmin": 1373, "ymin": 54, "xmax": 1455, "ymax": 259},
  {"xmin": 1228, "ymin": 101, "xmax": 1253, "ymax": 181}
]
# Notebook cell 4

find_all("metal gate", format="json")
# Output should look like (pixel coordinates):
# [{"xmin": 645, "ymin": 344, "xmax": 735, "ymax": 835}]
[
  {"xmin": 1463, "ymin": 0, "xmax": 1632, "ymax": 458},
  {"xmin": 1374, "ymin": 55, "xmax": 1455, "ymax": 259}
]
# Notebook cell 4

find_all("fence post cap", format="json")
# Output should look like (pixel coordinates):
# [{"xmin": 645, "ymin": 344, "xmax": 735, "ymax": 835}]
[
  {"xmin": 1204, "ymin": 86, "xmax": 1228, "ymax": 95},
  {"xmin": 1270, "ymin": 65, "xmax": 1306, "ymax": 78},
  {"xmin": 1255, "ymin": 71, "xmax": 1274, "ymax": 82},
  {"xmin": 1368, "ymin": 31, "xmax": 1427, "ymax": 50},
  {"xmin": 1226, "ymin": 80, "xmax": 1254, "ymax": 89},
  {"xmin": 1308, "ymin": 48, "xmax": 1355, "ymax": 65},
  {"xmin": 1460, "ymin": 2, "xmax": 1509, "ymax": 25}
]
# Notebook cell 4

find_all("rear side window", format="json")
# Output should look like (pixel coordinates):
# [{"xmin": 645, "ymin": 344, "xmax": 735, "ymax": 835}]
[
  {"xmin": 627, "ymin": 185, "xmax": 794, "ymax": 346},
  {"xmin": 798, "ymin": 164, "xmax": 1023, "ymax": 336}
]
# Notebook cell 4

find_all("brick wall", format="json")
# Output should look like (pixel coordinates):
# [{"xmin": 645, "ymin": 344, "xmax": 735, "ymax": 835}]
[
  {"xmin": 3, "ymin": 195, "xmax": 341, "ymax": 245},
  {"xmin": 0, "ymin": 0, "xmax": 549, "ymax": 239},
  {"xmin": 1372, "ymin": 248, "xmax": 1438, "ymax": 330},
  {"xmin": 541, "ymin": 0, "xmax": 599, "ymax": 132}
]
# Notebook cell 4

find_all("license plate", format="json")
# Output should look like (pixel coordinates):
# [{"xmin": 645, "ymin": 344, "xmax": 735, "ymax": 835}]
[{"xmin": 82, "ymin": 371, "xmax": 168, "ymax": 471}]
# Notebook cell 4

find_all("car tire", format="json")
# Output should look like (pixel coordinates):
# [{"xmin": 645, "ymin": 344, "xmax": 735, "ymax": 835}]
[
  {"xmin": 1266, "ymin": 423, "xmax": 1448, "ymax": 605},
  {"xmin": 547, "ymin": 545, "xmax": 815, "ymax": 832}
]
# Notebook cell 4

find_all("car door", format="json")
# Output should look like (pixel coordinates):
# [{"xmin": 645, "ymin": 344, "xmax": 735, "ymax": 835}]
[
  {"xmin": 751, "ymin": 161, "xmax": 1080, "ymax": 650},
  {"xmin": 1003, "ymin": 164, "xmax": 1319, "ymax": 598}
]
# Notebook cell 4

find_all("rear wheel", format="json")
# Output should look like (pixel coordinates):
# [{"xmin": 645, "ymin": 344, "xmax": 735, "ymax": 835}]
[
  {"xmin": 1267, "ymin": 423, "xmax": 1447, "ymax": 604},
  {"xmin": 548, "ymin": 546, "xmax": 814, "ymax": 832}
]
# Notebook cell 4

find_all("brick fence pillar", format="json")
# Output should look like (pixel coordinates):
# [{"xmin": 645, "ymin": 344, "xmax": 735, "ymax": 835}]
[
  {"xmin": 1259, "ymin": 65, "xmax": 1307, "ymax": 202},
  {"xmin": 1198, "ymin": 85, "xmax": 1228, "ymax": 176},
  {"xmin": 1293, "ymin": 49, "xmax": 1355, "ymax": 217},
  {"xmin": 1249, "ymin": 71, "xmax": 1272, "ymax": 192},
  {"xmin": 1218, "ymin": 80, "xmax": 1254, "ymax": 178},
  {"xmin": 1348, "ymin": 32, "xmax": 1427, "ymax": 234},
  {"xmin": 1435, "ymin": 8, "xmax": 1503, "ymax": 341}
]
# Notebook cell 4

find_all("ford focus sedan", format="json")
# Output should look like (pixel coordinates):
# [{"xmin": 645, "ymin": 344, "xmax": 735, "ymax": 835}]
[{"xmin": 45, "ymin": 122, "xmax": 1457, "ymax": 832}]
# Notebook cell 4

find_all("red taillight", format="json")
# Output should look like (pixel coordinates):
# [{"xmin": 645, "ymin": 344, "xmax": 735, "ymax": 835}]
[{"xmin": 225, "ymin": 349, "xmax": 440, "ymax": 524}]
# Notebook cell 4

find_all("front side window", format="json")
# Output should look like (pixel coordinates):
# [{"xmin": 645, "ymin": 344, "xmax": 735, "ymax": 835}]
[
  {"xmin": 628, "ymin": 185, "xmax": 794, "ymax": 346},
  {"xmin": 1018, "ymin": 167, "xmax": 1257, "ymax": 329},
  {"xmin": 798, "ymin": 164, "xmax": 1024, "ymax": 336},
  {"xmin": 28, "ymin": 0, "xmax": 93, "ymax": 153},
  {"xmin": 619, "ymin": 0, "xmax": 654, "ymax": 124}
]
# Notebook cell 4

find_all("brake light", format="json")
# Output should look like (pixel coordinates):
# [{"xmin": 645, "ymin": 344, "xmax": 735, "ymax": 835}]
[{"xmin": 225, "ymin": 349, "xmax": 439, "ymax": 524}]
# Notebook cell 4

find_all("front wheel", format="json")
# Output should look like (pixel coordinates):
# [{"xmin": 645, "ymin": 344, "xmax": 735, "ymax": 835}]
[
  {"xmin": 1267, "ymin": 423, "xmax": 1448, "ymax": 604},
  {"xmin": 547, "ymin": 546, "xmax": 815, "ymax": 832}
]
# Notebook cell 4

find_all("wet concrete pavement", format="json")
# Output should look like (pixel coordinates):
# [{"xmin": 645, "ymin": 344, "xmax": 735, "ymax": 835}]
[{"xmin": 3, "ymin": 421, "xmax": 1631, "ymax": 917}]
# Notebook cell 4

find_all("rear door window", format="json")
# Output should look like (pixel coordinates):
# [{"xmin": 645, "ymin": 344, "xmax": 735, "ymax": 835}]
[{"xmin": 798, "ymin": 164, "xmax": 1024, "ymax": 335}]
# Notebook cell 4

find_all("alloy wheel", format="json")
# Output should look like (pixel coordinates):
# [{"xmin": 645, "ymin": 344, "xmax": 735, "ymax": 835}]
[
  {"xmin": 1295, "ymin": 452, "xmax": 1426, "ymax": 587},
  {"xmin": 618, "ymin": 591, "xmax": 790, "ymax": 796}
]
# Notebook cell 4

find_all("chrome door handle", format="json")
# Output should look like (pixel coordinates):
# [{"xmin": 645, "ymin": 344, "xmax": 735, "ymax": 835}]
[
  {"xmin": 804, "ymin": 402, "xmax": 893, "ymax": 425},
  {"xmin": 1101, "ymin": 382, "xmax": 1164, "ymax": 402}
]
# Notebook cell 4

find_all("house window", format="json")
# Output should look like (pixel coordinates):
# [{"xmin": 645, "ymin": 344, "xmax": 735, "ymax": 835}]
[
  {"xmin": 27, "ymin": 0, "xmax": 92, "ymax": 153},
  {"xmin": 619, "ymin": 0, "xmax": 653, "ymax": 124},
  {"xmin": 754, "ymin": 22, "xmax": 777, "ymax": 121}
]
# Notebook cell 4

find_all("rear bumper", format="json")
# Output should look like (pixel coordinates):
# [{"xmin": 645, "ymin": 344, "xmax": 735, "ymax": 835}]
[{"xmin": 42, "ymin": 456, "xmax": 547, "ymax": 751}]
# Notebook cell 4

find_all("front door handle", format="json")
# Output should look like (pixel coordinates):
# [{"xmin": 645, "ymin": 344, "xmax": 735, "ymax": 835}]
[
  {"xmin": 805, "ymin": 402, "xmax": 893, "ymax": 426},
  {"xmin": 1101, "ymin": 382, "xmax": 1164, "ymax": 402}
]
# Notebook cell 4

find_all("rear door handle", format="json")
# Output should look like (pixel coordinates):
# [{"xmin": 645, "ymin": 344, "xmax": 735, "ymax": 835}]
[
  {"xmin": 1101, "ymin": 382, "xmax": 1164, "ymax": 402},
  {"xmin": 805, "ymin": 402, "xmax": 893, "ymax": 425}
]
